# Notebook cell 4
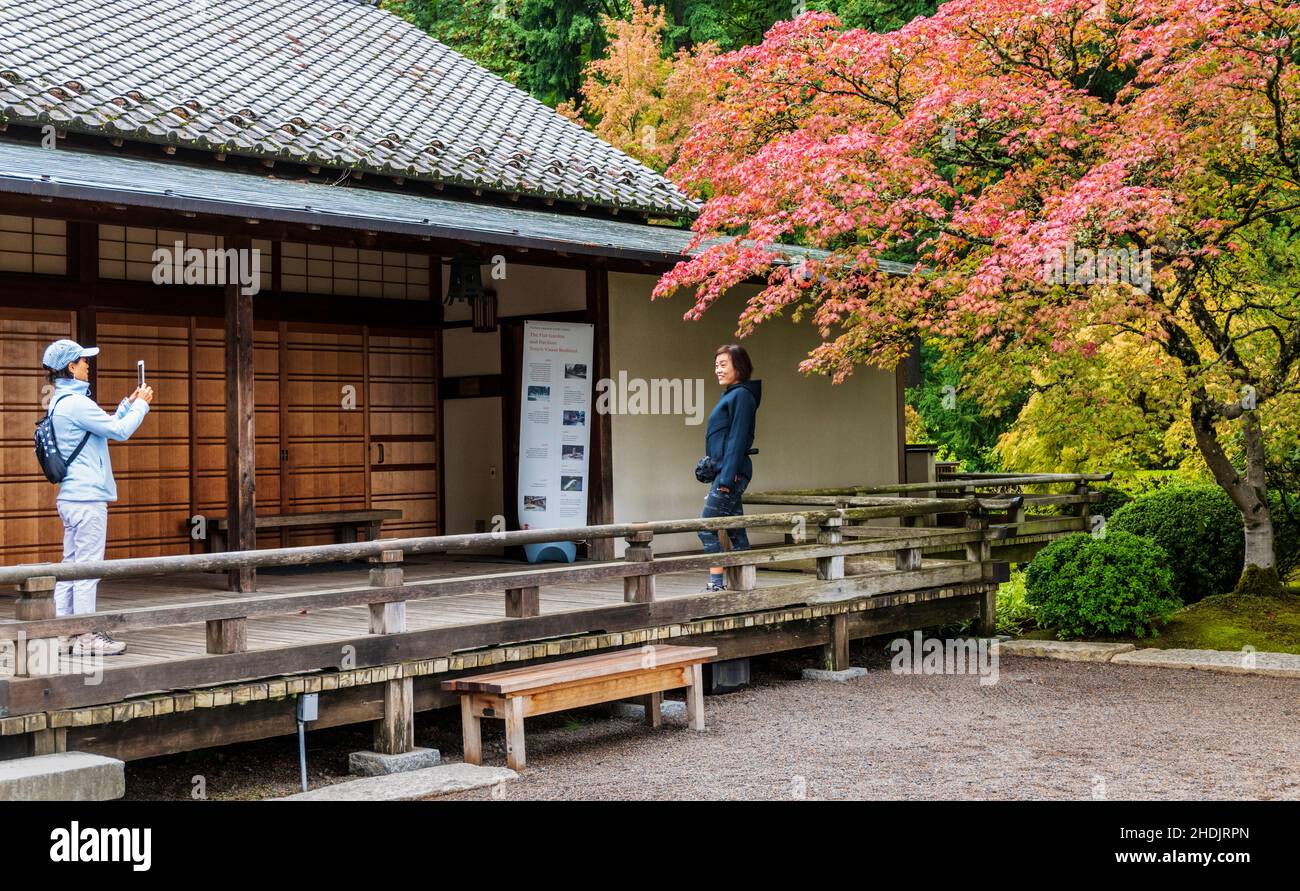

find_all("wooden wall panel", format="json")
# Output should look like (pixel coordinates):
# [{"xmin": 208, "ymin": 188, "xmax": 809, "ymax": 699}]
[
  {"xmin": 0, "ymin": 308, "xmax": 76, "ymax": 564},
  {"xmin": 96, "ymin": 314, "xmax": 191, "ymax": 558},
  {"xmin": 282, "ymin": 324, "xmax": 366, "ymax": 547},
  {"xmin": 368, "ymin": 331, "xmax": 438, "ymax": 539},
  {"xmin": 191, "ymin": 317, "xmax": 282, "ymax": 546}
]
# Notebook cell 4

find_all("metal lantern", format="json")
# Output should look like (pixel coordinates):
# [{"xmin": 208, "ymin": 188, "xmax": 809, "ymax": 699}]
[{"xmin": 444, "ymin": 250, "xmax": 484, "ymax": 306}]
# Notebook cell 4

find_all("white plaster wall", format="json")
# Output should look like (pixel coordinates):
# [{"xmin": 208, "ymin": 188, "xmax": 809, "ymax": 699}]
[{"xmin": 607, "ymin": 272, "xmax": 901, "ymax": 556}]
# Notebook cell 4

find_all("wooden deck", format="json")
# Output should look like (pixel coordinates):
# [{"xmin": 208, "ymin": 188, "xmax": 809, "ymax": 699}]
[{"xmin": 0, "ymin": 554, "xmax": 821, "ymax": 676}]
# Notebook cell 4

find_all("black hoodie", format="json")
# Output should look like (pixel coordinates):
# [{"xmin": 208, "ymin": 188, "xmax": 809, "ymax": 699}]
[{"xmin": 704, "ymin": 379, "xmax": 762, "ymax": 488}]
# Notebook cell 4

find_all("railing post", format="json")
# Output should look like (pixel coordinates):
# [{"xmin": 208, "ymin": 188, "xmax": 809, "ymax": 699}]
[
  {"xmin": 1074, "ymin": 481, "xmax": 1093, "ymax": 529},
  {"xmin": 15, "ymin": 576, "xmax": 57, "ymax": 678},
  {"xmin": 816, "ymin": 517, "xmax": 844, "ymax": 581},
  {"xmin": 723, "ymin": 520, "xmax": 756, "ymax": 592},
  {"xmin": 623, "ymin": 530, "xmax": 655, "ymax": 603},
  {"xmin": 206, "ymin": 618, "xmax": 247, "ymax": 654},
  {"xmin": 895, "ymin": 545, "xmax": 923, "ymax": 571},
  {"xmin": 505, "ymin": 586, "xmax": 540, "ymax": 618},
  {"xmin": 368, "ymin": 549, "xmax": 412, "ymax": 756}
]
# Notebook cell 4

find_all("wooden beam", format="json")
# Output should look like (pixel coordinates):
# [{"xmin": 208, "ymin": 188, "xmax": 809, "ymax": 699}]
[
  {"xmin": 586, "ymin": 264, "xmax": 615, "ymax": 561},
  {"xmin": 224, "ymin": 235, "xmax": 257, "ymax": 592}
]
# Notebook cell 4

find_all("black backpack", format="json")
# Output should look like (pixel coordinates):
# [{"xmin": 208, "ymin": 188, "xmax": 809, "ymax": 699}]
[{"xmin": 34, "ymin": 392, "xmax": 91, "ymax": 484}]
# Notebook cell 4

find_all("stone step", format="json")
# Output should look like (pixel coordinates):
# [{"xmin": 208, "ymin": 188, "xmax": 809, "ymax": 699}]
[{"xmin": 0, "ymin": 752, "xmax": 125, "ymax": 801}]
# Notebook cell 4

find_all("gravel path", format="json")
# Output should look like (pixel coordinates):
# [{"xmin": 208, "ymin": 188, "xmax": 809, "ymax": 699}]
[{"xmin": 435, "ymin": 647, "xmax": 1300, "ymax": 801}]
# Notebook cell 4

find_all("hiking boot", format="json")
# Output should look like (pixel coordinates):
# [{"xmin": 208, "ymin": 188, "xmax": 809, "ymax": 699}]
[{"xmin": 72, "ymin": 631, "xmax": 127, "ymax": 657}]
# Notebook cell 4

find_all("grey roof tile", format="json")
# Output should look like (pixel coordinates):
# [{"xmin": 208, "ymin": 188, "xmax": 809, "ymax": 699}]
[{"xmin": 0, "ymin": 0, "xmax": 696, "ymax": 216}]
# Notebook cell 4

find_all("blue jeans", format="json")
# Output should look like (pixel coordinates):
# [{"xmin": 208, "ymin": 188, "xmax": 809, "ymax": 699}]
[{"xmin": 699, "ymin": 478, "xmax": 749, "ymax": 558}]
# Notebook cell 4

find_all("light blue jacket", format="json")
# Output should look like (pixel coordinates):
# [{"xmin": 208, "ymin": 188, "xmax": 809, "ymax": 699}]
[{"xmin": 47, "ymin": 377, "xmax": 150, "ymax": 503}]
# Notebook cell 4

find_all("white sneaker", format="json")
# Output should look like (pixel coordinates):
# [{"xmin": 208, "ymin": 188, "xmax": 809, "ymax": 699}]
[{"xmin": 71, "ymin": 631, "xmax": 127, "ymax": 657}]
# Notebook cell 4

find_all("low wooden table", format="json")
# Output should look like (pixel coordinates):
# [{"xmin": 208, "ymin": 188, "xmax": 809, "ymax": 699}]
[
  {"xmin": 205, "ymin": 509, "xmax": 403, "ymax": 553},
  {"xmin": 441, "ymin": 645, "xmax": 718, "ymax": 771}
]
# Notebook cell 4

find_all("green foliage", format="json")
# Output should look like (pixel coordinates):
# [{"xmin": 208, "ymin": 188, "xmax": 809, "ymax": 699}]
[
  {"xmin": 1025, "ymin": 531, "xmax": 1180, "ymax": 639},
  {"xmin": 388, "ymin": 0, "xmax": 943, "ymax": 106},
  {"xmin": 1091, "ymin": 486, "xmax": 1133, "ymax": 519},
  {"xmin": 812, "ymin": 0, "xmax": 937, "ymax": 32},
  {"xmin": 994, "ymin": 570, "xmax": 1034, "ymax": 636},
  {"xmin": 1108, "ymin": 486, "xmax": 1246, "ymax": 603},
  {"xmin": 1268, "ymin": 491, "xmax": 1300, "ymax": 581},
  {"xmin": 906, "ymin": 341, "xmax": 1028, "ymax": 471}
]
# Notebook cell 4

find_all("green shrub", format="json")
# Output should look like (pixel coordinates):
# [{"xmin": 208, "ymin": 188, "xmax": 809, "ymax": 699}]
[
  {"xmin": 1270, "ymin": 492, "xmax": 1300, "ymax": 582},
  {"xmin": 1091, "ymin": 486, "xmax": 1134, "ymax": 518},
  {"xmin": 995, "ymin": 570, "xmax": 1035, "ymax": 636},
  {"xmin": 1025, "ymin": 531, "xmax": 1180, "ymax": 639},
  {"xmin": 1108, "ymin": 485, "xmax": 1245, "ymax": 602}
]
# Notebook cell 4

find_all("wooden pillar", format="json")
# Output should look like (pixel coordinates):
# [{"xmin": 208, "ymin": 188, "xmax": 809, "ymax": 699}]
[
  {"xmin": 15, "ymin": 576, "xmax": 57, "ymax": 678},
  {"xmin": 822, "ymin": 613, "xmax": 850, "ymax": 672},
  {"xmin": 224, "ymin": 235, "xmax": 256, "ymax": 592},
  {"xmin": 965, "ymin": 516, "xmax": 996, "ymax": 637},
  {"xmin": 623, "ymin": 529, "xmax": 655, "ymax": 603},
  {"xmin": 29, "ymin": 728, "xmax": 67, "ymax": 756},
  {"xmin": 816, "ymin": 517, "xmax": 844, "ymax": 581},
  {"xmin": 586, "ymin": 263, "xmax": 615, "ymax": 561},
  {"xmin": 368, "ymin": 550, "xmax": 413, "ymax": 755}
]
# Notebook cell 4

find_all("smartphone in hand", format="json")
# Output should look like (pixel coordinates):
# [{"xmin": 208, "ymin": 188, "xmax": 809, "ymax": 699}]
[{"xmin": 138, "ymin": 360, "xmax": 145, "ymax": 389}]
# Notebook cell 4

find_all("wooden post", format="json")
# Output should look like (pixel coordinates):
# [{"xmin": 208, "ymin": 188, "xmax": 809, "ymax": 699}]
[
  {"xmin": 15, "ymin": 576, "xmax": 57, "ymax": 678},
  {"xmin": 1075, "ymin": 481, "xmax": 1093, "ymax": 529},
  {"xmin": 205, "ymin": 618, "xmax": 247, "ymax": 655},
  {"xmin": 504, "ymin": 696, "xmax": 527, "ymax": 771},
  {"xmin": 822, "ymin": 613, "xmax": 850, "ymax": 672},
  {"xmin": 29, "ymin": 727, "xmax": 68, "ymax": 756},
  {"xmin": 965, "ymin": 515, "xmax": 997, "ymax": 637},
  {"xmin": 505, "ymin": 585, "xmax": 540, "ymax": 618},
  {"xmin": 623, "ymin": 529, "xmax": 655, "ymax": 603},
  {"xmin": 641, "ymin": 692, "xmax": 663, "ymax": 728},
  {"xmin": 685, "ymin": 663, "xmax": 705, "ymax": 731},
  {"xmin": 816, "ymin": 517, "xmax": 844, "ymax": 581},
  {"xmin": 460, "ymin": 696, "xmax": 482, "ymax": 766},
  {"xmin": 895, "ymin": 546, "xmax": 923, "ymax": 571},
  {"xmin": 368, "ymin": 550, "xmax": 412, "ymax": 756},
  {"xmin": 586, "ymin": 264, "xmax": 616, "ymax": 561},
  {"xmin": 723, "ymin": 550, "xmax": 756, "ymax": 592},
  {"xmin": 225, "ymin": 235, "xmax": 257, "ymax": 593}
]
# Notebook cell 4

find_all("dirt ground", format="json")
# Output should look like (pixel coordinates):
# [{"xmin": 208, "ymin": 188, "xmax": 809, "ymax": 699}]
[{"xmin": 123, "ymin": 641, "xmax": 1300, "ymax": 801}]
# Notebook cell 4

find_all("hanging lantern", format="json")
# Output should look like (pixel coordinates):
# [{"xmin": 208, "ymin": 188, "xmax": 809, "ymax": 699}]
[{"xmin": 444, "ymin": 250, "xmax": 483, "ymax": 306}]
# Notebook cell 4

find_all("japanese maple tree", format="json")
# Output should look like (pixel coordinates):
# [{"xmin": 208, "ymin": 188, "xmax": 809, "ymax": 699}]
[{"xmin": 653, "ymin": 0, "xmax": 1300, "ymax": 592}]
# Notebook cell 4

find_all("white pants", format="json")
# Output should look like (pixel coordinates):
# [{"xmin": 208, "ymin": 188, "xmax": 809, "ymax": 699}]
[{"xmin": 54, "ymin": 501, "xmax": 108, "ymax": 617}]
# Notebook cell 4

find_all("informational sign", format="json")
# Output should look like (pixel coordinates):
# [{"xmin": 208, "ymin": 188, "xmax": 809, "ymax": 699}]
[{"xmin": 517, "ymin": 320, "xmax": 594, "ymax": 537}]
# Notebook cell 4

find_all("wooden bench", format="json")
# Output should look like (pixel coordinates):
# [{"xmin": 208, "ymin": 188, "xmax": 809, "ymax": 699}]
[
  {"xmin": 204, "ymin": 509, "xmax": 402, "ymax": 553},
  {"xmin": 441, "ymin": 644, "xmax": 718, "ymax": 770}
]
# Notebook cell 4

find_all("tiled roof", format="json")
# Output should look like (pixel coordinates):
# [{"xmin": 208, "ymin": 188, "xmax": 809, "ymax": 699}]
[
  {"xmin": 0, "ymin": 140, "xmax": 892, "ymax": 271},
  {"xmin": 0, "ymin": 0, "xmax": 697, "ymax": 217}
]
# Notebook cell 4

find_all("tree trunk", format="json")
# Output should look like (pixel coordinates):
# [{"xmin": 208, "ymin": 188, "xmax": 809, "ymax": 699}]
[{"xmin": 1188, "ymin": 392, "xmax": 1281, "ymax": 594}]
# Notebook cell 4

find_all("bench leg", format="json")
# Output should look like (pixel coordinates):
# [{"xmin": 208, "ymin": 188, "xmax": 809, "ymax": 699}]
[
  {"xmin": 339, "ymin": 525, "xmax": 358, "ymax": 544},
  {"xmin": 642, "ymin": 692, "xmax": 662, "ymax": 729},
  {"xmin": 686, "ymin": 663, "xmax": 705, "ymax": 731},
  {"xmin": 460, "ymin": 697, "xmax": 482, "ymax": 766},
  {"xmin": 504, "ymin": 697, "xmax": 526, "ymax": 771}
]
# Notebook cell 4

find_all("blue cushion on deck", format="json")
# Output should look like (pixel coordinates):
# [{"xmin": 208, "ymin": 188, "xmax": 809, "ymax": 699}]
[{"xmin": 522, "ymin": 541, "xmax": 577, "ymax": 564}]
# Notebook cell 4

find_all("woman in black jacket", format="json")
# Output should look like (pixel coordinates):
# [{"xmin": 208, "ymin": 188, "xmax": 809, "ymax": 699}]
[{"xmin": 699, "ymin": 344, "xmax": 761, "ymax": 591}]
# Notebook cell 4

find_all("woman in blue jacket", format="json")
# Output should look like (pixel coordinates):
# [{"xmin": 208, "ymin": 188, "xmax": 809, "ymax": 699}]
[
  {"xmin": 700, "ymin": 344, "xmax": 760, "ymax": 592},
  {"xmin": 41, "ymin": 339, "xmax": 153, "ymax": 657}
]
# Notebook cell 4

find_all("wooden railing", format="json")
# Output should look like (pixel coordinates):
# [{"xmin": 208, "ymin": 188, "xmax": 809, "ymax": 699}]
[{"xmin": 0, "ymin": 473, "xmax": 1105, "ymax": 719}]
